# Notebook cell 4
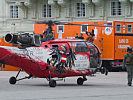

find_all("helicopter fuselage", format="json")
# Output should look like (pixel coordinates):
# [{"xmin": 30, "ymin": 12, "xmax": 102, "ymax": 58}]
[{"xmin": 0, "ymin": 39, "xmax": 101, "ymax": 78}]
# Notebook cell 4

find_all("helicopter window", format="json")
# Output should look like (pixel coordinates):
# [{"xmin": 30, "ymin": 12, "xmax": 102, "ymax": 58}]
[
  {"xmin": 69, "ymin": 42, "xmax": 88, "ymax": 53},
  {"xmin": 86, "ymin": 42, "xmax": 94, "ymax": 47},
  {"xmin": 42, "ymin": 4, "xmax": 52, "ymax": 18},
  {"xmin": 50, "ymin": 43, "xmax": 70, "ymax": 53},
  {"xmin": 89, "ymin": 48, "xmax": 96, "ymax": 55},
  {"xmin": 86, "ymin": 43, "xmax": 100, "ymax": 68},
  {"xmin": 86, "ymin": 42, "xmax": 98, "ymax": 55}
]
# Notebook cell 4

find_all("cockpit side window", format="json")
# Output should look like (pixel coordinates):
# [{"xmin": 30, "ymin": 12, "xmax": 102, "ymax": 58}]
[
  {"xmin": 89, "ymin": 48, "xmax": 96, "ymax": 55},
  {"xmin": 86, "ymin": 42, "xmax": 101, "ymax": 68},
  {"xmin": 86, "ymin": 42, "xmax": 98, "ymax": 55},
  {"xmin": 49, "ymin": 42, "xmax": 70, "ymax": 53},
  {"xmin": 69, "ymin": 42, "xmax": 88, "ymax": 53}
]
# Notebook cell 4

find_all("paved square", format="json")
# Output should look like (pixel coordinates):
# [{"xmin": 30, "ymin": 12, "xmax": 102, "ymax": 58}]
[{"xmin": 0, "ymin": 71, "xmax": 133, "ymax": 100}]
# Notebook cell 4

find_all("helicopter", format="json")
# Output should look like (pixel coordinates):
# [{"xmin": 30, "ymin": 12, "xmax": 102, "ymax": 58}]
[{"xmin": 0, "ymin": 20, "xmax": 108, "ymax": 87}]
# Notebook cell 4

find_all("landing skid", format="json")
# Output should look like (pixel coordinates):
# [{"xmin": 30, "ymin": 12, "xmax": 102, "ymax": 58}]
[
  {"xmin": 9, "ymin": 60, "xmax": 88, "ymax": 87},
  {"xmin": 47, "ymin": 59, "xmax": 88, "ymax": 87},
  {"xmin": 9, "ymin": 69, "xmax": 32, "ymax": 85}
]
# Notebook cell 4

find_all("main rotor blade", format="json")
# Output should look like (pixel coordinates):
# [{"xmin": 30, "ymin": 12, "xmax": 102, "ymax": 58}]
[
  {"xmin": 35, "ymin": 21, "xmax": 48, "ymax": 24},
  {"xmin": 85, "ymin": 24, "xmax": 133, "ymax": 29},
  {"xmin": 35, "ymin": 20, "xmax": 60, "ymax": 24},
  {"xmin": 35, "ymin": 20, "xmax": 132, "ymax": 29},
  {"xmin": 59, "ymin": 22, "xmax": 132, "ymax": 29}
]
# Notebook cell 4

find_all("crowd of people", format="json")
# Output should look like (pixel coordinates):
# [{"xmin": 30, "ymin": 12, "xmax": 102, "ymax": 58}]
[
  {"xmin": 42, "ymin": 26, "xmax": 95, "ymax": 43},
  {"xmin": 75, "ymin": 29, "xmax": 95, "ymax": 43}
]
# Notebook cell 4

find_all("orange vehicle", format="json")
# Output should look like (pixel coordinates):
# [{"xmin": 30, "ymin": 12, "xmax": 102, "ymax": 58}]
[
  {"xmin": 34, "ymin": 21, "xmax": 133, "ymax": 71},
  {"xmin": 1, "ymin": 21, "xmax": 109, "ymax": 87},
  {"xmin": 0, "ymin": 35, "xmax": 20, "ymax": 71}
]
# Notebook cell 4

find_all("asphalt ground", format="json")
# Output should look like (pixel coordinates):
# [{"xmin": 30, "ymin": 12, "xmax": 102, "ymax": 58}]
[{"xmin": 0, "ymin": 71, "xmax": 133, "ymax": 100}]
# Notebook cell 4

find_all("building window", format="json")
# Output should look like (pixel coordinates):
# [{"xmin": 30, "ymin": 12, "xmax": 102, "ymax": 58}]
[
  {"xmin": 10, "ymin": 5, "xmax": 19, "ymax": 18},
  {"xmin": 111, "ymin": 1, "xmax": 122, "ymax": 16},
  {"xmin": 57, "ymin": 25, "xmax": 64, "ymax": 33},
  {"xmin": 42, "ymin": 4, "xmax": 52, "ymax": 18},
  {"xmin": 81, "ymin": 25, "xmax": 88, "ymax": 33},
  {"xmin": 76, "ymin": 3, "xmax": 86, "ymax": 17},
  {"xmin": 127, "ymin": 24, "xmax": 132, "ymax": 33},
  {"xmin": 116, "ymin": 24, "xmax": 121, "ymax": 33}
]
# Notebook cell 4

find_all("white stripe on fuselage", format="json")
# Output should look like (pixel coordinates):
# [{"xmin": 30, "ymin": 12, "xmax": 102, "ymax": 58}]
[
  {"xmin": 0, "ymin": 46, "xmax": 50, "ymax": 63},
  {"xmin": 61, "ymin": 57, "xmax": 67, "ymax": 60},
  {"xmin": 0, "ymin": 46, "xmax": 91, "ymax": 73}
]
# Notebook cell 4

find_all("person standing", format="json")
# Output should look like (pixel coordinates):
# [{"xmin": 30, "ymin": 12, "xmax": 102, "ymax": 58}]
[
  {"xmin": 75, "ymin": 33, "xmax": 79, "ymax": 39},
  {"xmin": 123, "ymin": 47, "xmax": 133, "ymax": 86},
  {"xmin": 43, "ymin": 27, "xmax": 54, "ymax": 41},
  {"xmin": 0, "ymin": 63, "xmax": 5, "ymax": 71},
  {"xmin": 85, "ymin": 29, "xmax": 95, "ymax": 42},
  {"xmin": 78, "ymin": 33, "xmax": 84, "ymax": 39},
  {"xmin": 0, "ymin": 63, "xmax": 2, "ymax": 71},
  {"xmin": 85, "ymin": 31, "xmax": 92, "ymax": 42}
]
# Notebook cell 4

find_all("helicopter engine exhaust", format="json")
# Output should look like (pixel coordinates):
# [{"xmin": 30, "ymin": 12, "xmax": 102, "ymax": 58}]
[
  {"xmin": 5, "ymin": 34, "xmax": 17, "ymax": 44},
  {"xmin": 5, "ymin": 33, "xmax": 42, "ymax": 47}
]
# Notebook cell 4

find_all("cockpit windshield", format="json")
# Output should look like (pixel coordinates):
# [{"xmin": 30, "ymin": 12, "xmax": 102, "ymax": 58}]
[
  {"xmin": 68, "ymin": 42, "xmax": 88, "ymax": 53},
  {"xmin": 86, "ymin": 42, "xmax": 102, "ymax": 68}
]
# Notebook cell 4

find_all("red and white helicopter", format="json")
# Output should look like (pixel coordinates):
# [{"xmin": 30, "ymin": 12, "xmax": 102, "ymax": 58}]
[{"xmin": 0, "ymin": 20, "xmax": 108, "ymax": 87}]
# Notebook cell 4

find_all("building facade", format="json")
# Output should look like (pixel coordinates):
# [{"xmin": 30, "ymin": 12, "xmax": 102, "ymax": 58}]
[{"xmin": 0, "ymin": 0, "xmax": 133, "ymax": 35}]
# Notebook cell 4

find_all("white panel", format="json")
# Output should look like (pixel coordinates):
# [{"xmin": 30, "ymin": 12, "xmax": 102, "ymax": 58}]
[
  {"xmin": 88, "ymin": 5, "xmax": 94, "ymax": 17},
  {"xmin": 92, "ymin": 0, "xmax": 101, "ymax": 5},
  {"xmin": 58, "ymin": 0, "xmax": 63, "ymax": 4},
  {"xmin": 82, "ymin": 0, "xmax": 91, "ymax": 4},
  {"xmin": 24, "ymin": 0, "xmax": 32, "ymax": 8},
  {"xmin": 130, "ymin": 0, "xmax": 133, "ymax": 2},
  {"xmin": 48, "ymin": 0, "xmax": 55, "ymax": 5},
  {"xmin": 119, "ymin": 0, "xmax": 128, "ymax": 2},
  {"xmin": 55, "ymin": 5, "xmax": 60, "ymax": 17},
  {"xmin": 125, "ymin": 5, "xmax": 131, "ymax": 16},
  {"xmin": 99, "ymin": 7, "xmax": 104, "ymax": 17},
  {"xmin": 58, "ymin": 0, "xmax": 66, "ymax": 6},
  {"xmin": 15, "ymin": 1, "xmax": 23, "ymax": 6}
]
